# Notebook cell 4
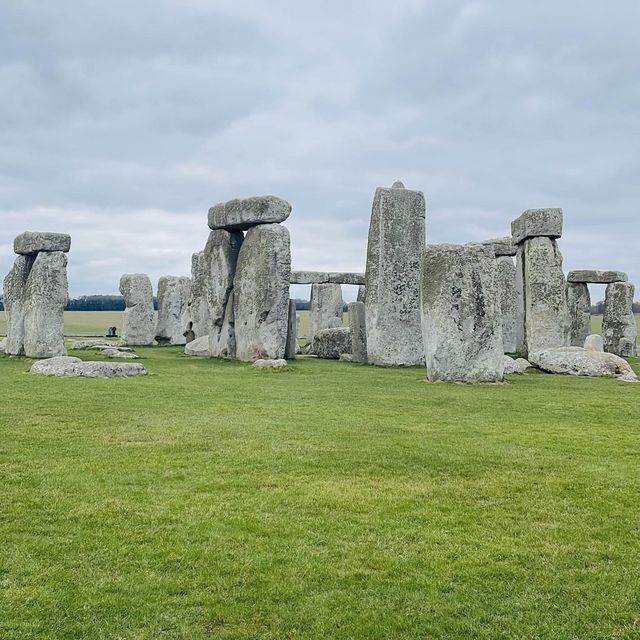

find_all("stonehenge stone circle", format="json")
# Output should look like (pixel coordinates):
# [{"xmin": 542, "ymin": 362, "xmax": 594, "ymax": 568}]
[
  {"xmin": 308, "ymin": 283, "xmax": 343, "ymax": 345},
  {"xmin": 348, "ymin": 301, "xmax": 367, "ymax": 363},
  {"xmin": 30, "ymin": 356, "xmax": 147, "ymax": 378},
  {"xmin": 365, "ymin": 180, "xmax": 425, "ymax": 366},
  {"xmin": 603, "ymin": 282, "xmax": 637, "ymax": 357},
  {"xmin": 496, "ymin": 256, "xmax": 517, "ymax": 353},
  {"xmin": 205, "ymin": 230, "xmax": 243, "ymax": 359},
  {"xmin": 511, "ymin": 208, "xmax": 563, "ymax": 244},
  {"xmin": 3, "ymin": 255, "xmax": 32, "ymax": 355},
  {"xmin": 567, "ymin": 270, "xmax": 628, "ymax": 284},
  {"xmin": 533, "ymin": 347, "xmax": 637, "ymax": 381},
  {"xmin": 285, "ymin": 300, "xmax": 298, "ymax": 359},
  {"xmin": 208, "ymin": 196, "xmax": 291, "ymax": 231},
  {"xmin": 584, "ymin": 334, "xmax": 604, "ymax": 352},
  {"xmin": 119, "ymin": 273, "xmax": 155, "ymax": 346},
  {"xmin": 186, "ymin": 251, "xmax": 211, "ymax": 338},
  {"xmin": 420, "ymin": 244, "xmax": 504, "ymax": 383},
  {"xmin": 233, "ymin": 223, "xmax": 291, "ymax": 361},
  {"xmin": 23, "ymin": 251, "xmax": 69, "ymax": 359},
  {"xmin": 567, "ymin": 282, "xmax": 591, "ymax": 347},
  {"xmin": 290, "ymin": 271, "xmax": 365, "ymax": 285},
  {"xmin": 312, "ymin": 327, "xmax": 352, "ymax": 359},
  {"xmin": 14, "ymin": 231, "xmax": 71, "ymax": 255},
  {"xmin": 155, "ymin": 276, "xmax": 191, "ymax": 346}
]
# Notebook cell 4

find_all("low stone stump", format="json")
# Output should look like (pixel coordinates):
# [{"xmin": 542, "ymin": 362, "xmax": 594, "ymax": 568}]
[
  {"xmin": 532, "ymin": 347, "xmax": 637, "ymax": 381},
  {"xmin": 30, "ymin": 356, "xmax": 147, "ymax": 378},
  {"xmin": 185, "ymin": 335, "xmax": 211, "ymax": 357},
  {"xmin": 503, "ymin": 356, "xmax": 531, "ymax": 375},
  {"xmin": 252, "ymin": 358, "xmax": 288, "ymax": 369},
  {"xmin": 584, "ymin": 334, "xmax": 604, "ymax": 352},
  {"xmin": 312, "ymin": 327, "xmax": 352, "ymax": 359}
]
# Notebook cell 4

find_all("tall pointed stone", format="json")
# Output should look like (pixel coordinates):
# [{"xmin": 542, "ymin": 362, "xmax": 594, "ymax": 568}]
[
  {"xmin": 603, "ymin": 282, "xmax": 636, "ymax": 357},
  {"xmin": 567, "ymin": 283, "xmax": 591, "ymax": 347},
  {"xmin": 119, "ymin": 273, "xmax": 155, "ymax": 346},
  {"xmin": 365, "ymin": 181, "xmax": 425, "ymax": 366}
]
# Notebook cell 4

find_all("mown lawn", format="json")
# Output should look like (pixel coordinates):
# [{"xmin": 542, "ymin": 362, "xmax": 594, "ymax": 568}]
[{"xmin": 1, "ymin": 344, "xmax": 640, "ymax": 639}]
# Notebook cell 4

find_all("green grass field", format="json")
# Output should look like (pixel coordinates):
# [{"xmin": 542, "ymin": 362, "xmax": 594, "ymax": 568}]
[{"xmin": 2, "ymin": 314, "xmax": 640, "ymax": 639}]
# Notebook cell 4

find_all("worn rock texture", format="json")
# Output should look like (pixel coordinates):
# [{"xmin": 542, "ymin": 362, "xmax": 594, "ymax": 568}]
[
  {"xmin": 496, "ymin": 256, "xmax": 517, "ymax": 353},
  {"xmin": 14, "ymin": 231, "xmax": 71, "ymax": 255},
  {"xmin": 348, "ymin": 301, "xmax": 367, "ymax": 363},
  {"xmin": 468, "ymin": 237, "xmax": 517, "ymax": 257},
  {"xmin": 365, "ymin": 181, "xmax": 425, "ymax": 366},
  {"xmin": 312, "ymin": 327, "xmax": 352, "ymax": 359},
  {"xmin": 511, "ymin": 208, "xmax": 563, "ymax": 244},
  {"xmin": 155, "ymin": 276, "xmax": 191, "ymax": 345},
  {"xmin": 252, "ymin": 358, "xmax": 288, "ymax": 369},
  {"xmin": 3, "ymin": 255, "xmax": 33, "ymax": 355},
  {"xmin": 233, "ymin": 224, "xmax": 291, "ymax": 361},
  {"xmin": 290, "ymin": 271, "xmax": 365, "ymax": 285},
  {"xmin": 584, "ymin": 334, "xmax": 604, "ymax": 352},
  {"xmin": 503, "ymin": 356, "xmax": 531, "ymax": 374},
  {"xmin": 185, "ymin": 335, "xmax": 211, "ymax": 357},
  {"xmin": 208, "ymin": 196, "xmax": 291, "ymax": 231},
  {"xmin": 119, "ymin": 273, "xmax": 155, "ymax": 346},
  {"xmin": 284, "ymin": 300, "xmax": 298, "ymax": 359},
  {"xmin": 603, "ymin": 282, "xmax": 637, "ymax": 357},
  {"xmin": 420, "ymin": 244, "xmax": 504, "ymax": 382},
  {"xmin": 533, "ymin": 347, "xmax": 636, "ymax": 380},
  {"xmin": 308, "ymin": 283, "xmax": 343, "ymax": 346},
  {"xmin": 23, "ymin": 251, "xmax": 68, "ymax": 358},
  {"xmin": 30, "ymin": 356, "xmax": 147, "ymax": 378},
  {"xmin": 205, "ymin": 230, "xmax": 244, "ymax": 359},
  {"xmin": 187, "ymin": 251, "xmax": 210, "ymax": 338},
  {"xmin": 567, "ymin": 283, "xmax": 591, "ymax": 347},
  {"xmin": 567, "ymin": 270, "xmax": 628, "ymax": 284},
  {"xmin": 357, "ymin": 285, "xmax": 366, "ymax": 303}
]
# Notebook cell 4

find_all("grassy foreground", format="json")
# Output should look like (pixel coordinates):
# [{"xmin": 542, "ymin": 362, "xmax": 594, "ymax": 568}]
[{"xmin": 1, "ymin": 343, "xmax": 640, "ymax": 639}]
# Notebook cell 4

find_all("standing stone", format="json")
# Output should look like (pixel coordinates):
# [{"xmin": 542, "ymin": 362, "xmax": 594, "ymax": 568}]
[
  {"xmin": 567, "ymin": 283, "xmax": 591, "ymax": 347},
  {"xmin": 155, "ymin": 276, "xmax": 191, "ymax": 345},
  {"xmin": 233, "ymin": 224, "xmax": 291, "ymax": 361},
  {"xmin": 205, "ymin": 230, "xmax": 244, "ymax": 359},
  {"xmin": 119, "ymin": 273, "xmax": 155, "ymax": 346},
  {"xmin": 603, "ymin": 282, "xmax": 637, "ymax": 357},
  {"xmin": 514, "ymin": 244, "xmax": 526, "ymax": 354},
  {"xmin": 357, "ymin": 285, "xmax": 366, "ymax": 303},
  {"xmin": 496, "ymin": 256, "xmax": 517, "ymax": 353},
  {"xmin": 519, "ymin": 236, "xmax": 569, "ymax": 359},
  {"xmin": 284, "ymin": 299, "xmax": 298, "ymax": 359},
  {"xmin": 187, "ymin": 251, "xmax": 210, "ymax": 338},
  {"xmin": 365, "ymin": 181, "xmax": 425, "ymax": 366},
  {"xmin": 3, "ymin": 255, "xmax": 33, "ymax": 355},
  {"xmin": 420, "ymin": 244, "xmax": 503, "ymax": 382},
  {"xmin": 23, "ymin": 251, "xmax": 68, "ymax": 358},
  {"xmin": 308, "ymin": 283, "xmax": 343, "ymax": 345},
  {"xmin": 348, "ymin": 301, "xmax": 367, "ymax": 363}
]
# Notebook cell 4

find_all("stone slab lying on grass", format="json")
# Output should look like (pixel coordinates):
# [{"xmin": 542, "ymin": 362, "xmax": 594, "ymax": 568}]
[
  {"xmin": 567, "ymin": 270, "xmax": 628, "ymax": 284},
  {"xmin": 511, "ymin": 208, "xmax": 563, "ymax": 244},
  {"xmin": 14, "ymin": 231, "xmax": 71, "ymax": 255},
  {"xmin": 30, "ymin": 356, "xmax": 147, "ymax": 378},
  {"xmin": 312, "ymin": 327, "xmax": 352, "ymax": 359},
  {"xmin": 531, "ymin": 347, "xmax": 637, "ymax": 381},
  {"xmin": 185, "ymin": 335, "xmax": 210, "ymax": 357},
  {"xmin": 208, "ymin": 196, "xmax": 291, "ymax": 231},
  {"xmin": 252, "ymin": 358, "xmax": 288, "ymax": 369},
  {"xmin": 72, "ymin": 340, "xmax": 116, "ymax": 350},
  {"xmin": 503, "ymin": 356, "xmax": 531, "ymax": 374},
  {"xmin": 101, "ymin": 348, "xmax": 139, "ymax": 359}
]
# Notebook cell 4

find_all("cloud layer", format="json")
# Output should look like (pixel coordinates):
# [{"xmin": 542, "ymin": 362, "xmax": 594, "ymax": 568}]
[{"xmin": 1, "ymin": 1, "xmax": 639, "ymax": 300}]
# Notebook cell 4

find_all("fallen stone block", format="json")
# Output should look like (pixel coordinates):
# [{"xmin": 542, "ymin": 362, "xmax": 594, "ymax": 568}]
[
  {"xmin": 252, "ymin": 358, "xmax": 288, "ymax": 369},
  {"xmin": 185, "ymin": 335, "xmax": 211, "ymax": 357},
  {"xmin": 532, "ymin": 347, "xmax": 637, "ymax": 381},
  {"xmin": 30, "ymin": 356, "xmax": 147, "ymax": 378}
]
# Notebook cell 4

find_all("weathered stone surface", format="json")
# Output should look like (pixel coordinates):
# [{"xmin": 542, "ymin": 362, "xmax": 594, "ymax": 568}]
[
  {"xmin": 0, "ymin": 338, "xmax": 6, "ymax": 354},
  {"xmin": 365, "ymin": 181, "xmax": 425, "ymax": 366},
  {"xmin": 155, "ymin": 276, "xmax": 191, "ymax": 346},
  {"xmin": 469, "ymin": 237, "xmax": 517, "ymax": 257},
  {"xmin": 186, "ymin": 251, "xmax": 210, "ymax": 338},
  {"xmin": 533, "ymin": 347, "xmax": 637, "ymax": 380},
  {"xmin": 30, "ymin": 356, "xmax": 147, "ymax": 378},
  {"xmin": 308, "ymin": 283, "xmax": 343, "ymax": 345},
  {"xmin": 348, "ymin": 301, "xmax": 367, "ymax": 363},
  {"xmin": 290, "ymin": 271, "xmax": 365, "ymax": 285},
  {"xmin": 252, "ymin": 358, "xmax": 288, "ymax": 369},
  {"xmin": 72, "ymin": 339, "xmax": 113, "ymax": 350},
  {"xmin": 3, "ymin": 255, "xmax": 33, "ymax": 355},
  {"xmin": 567, "ymin": 270, "xmax": 628, "ymax": 284},
  {"xmin": 185, "ymin": 335, "xmax": 210, "ymax": 357},
  {"xmin": 101, "ymin": 348, "xmax": 139, "ymax": 359},
  {"xmin": 23, "ymin": 251, "xmax": 68, "ymax": 359},
  {"xmin": 503, "ymin": 356, "xmax": 531, "ymax": 374},
  {"xmin": 567, "ymin": 283, "xmax": 591, "ymax": 347},
  {"xmin": 496, "ymin": 256, "xmax": 517, "ymax": 353},
  {"xmin": 208, "ymin": 196, "xmax": 291, "ymax": 231},
  {"xmin": 312, "ymin": 327, "xmax": 352, "ymax": 359},
  {"xmin": 584, "ymin": 334, "xmax": 604, "ymax": 352},
  {"xmin": 514, "ymin": 244, "xmax": 526, "ymax": 353},
  {"xmin": 284, "ymin": 300, "xmax": 298, "ymax": 359},
  {"xmin": 14, "ymin": 231, "xmax": 71, "ymax": 255},
  {"xmin": 520, "ymin": 236, "xmax": 569, "ymax": 358},
  {"xmin": 119, "ymin": 273, "xmax": 155, "ymax": 346},
  {"xmin": 357, "ymin": 285, "xmax": 366, "ymax": 303},
  {"xmin": 603, "ymin": 282, "xmax": 637, "ymax": 357},
  {"xmin": 233, "ymin": 224, "xmax": 291, "ymax": 361},
  {"xmin": 421, "ymin": 244, "xmax": 504, "ymax": 382},
  {"xmin": 511, "ymin": 208, "xmax": 563, "ymax": 244},
  {"xmin": 205, "ymin": 230, "xmax": 244, "ymax": 359}
]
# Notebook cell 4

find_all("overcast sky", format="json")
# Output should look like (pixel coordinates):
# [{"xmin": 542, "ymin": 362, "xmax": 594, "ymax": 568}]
[{"xmin": 1, "ymin": 0, "xmax": 639, "ymax": 301}]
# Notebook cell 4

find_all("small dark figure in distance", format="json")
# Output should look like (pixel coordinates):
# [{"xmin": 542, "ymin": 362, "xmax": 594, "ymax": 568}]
[{"xmin": 111, "ymin": 326, "xmax": 118, "ymax": 338}]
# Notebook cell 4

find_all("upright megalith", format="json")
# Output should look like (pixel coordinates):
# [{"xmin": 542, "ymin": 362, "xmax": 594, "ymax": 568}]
[
  {"xmin": 365, "ymin": 180, "xmax": 425, "ymax": 366},
  {"xmin": 186, "ymin": 251, "xmax": 210, "ymax": 338},
  {"xmin": 23, "ymin": 251, "xmax": 69, "ymax": 358},
  {"xmin": 205, "ymin": 230, "xmax": 243, "ymax": 359},
  {"xmin": 233, "ymin": 223, "xmax": 291, "ymax": 361},
  {"xmin": 603, "ymin": 282, "xmax": 637, "ymax": 357},
  {"xmin": 208, "ymin": 196, "xmax": 291, "ymax": 231},
  {"xmin": 511, "ymin": 208, "xmax": 569, "ymax": 359},
  {"xmin": 3, "ymin": 255, "xmax": 33, "ymax": 355},
  {"xmin": 348, "ymin": 301, "xmax": 367, "ymax": 363},
  {"xmin": 119, "ymin": 273, "xmax": 155, "ymax": 346},
  {"xmin": 155, "ymin": 276, "xmax": 191, "ymax": 345},
  {"xmin": 567, "ymin": 283, "xmax": 591, "ymax": 347},
  {"xmin": 308, "ymin": 283, "xmax": 343, "ymax": 345},
  {"xmin": 357, "ymin": 285, "xmax": 366, "ymax": 303},
  {"xmin": 420, "ymin": 244, "xmax": 503, "ymax": 383},
  {"xmin": 285, "ymin": 299, "xmax": 298, "ymax": 359},
  {"xmin": 496, "ymin": 256, "xmax": 517, "ymax": 353}
]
